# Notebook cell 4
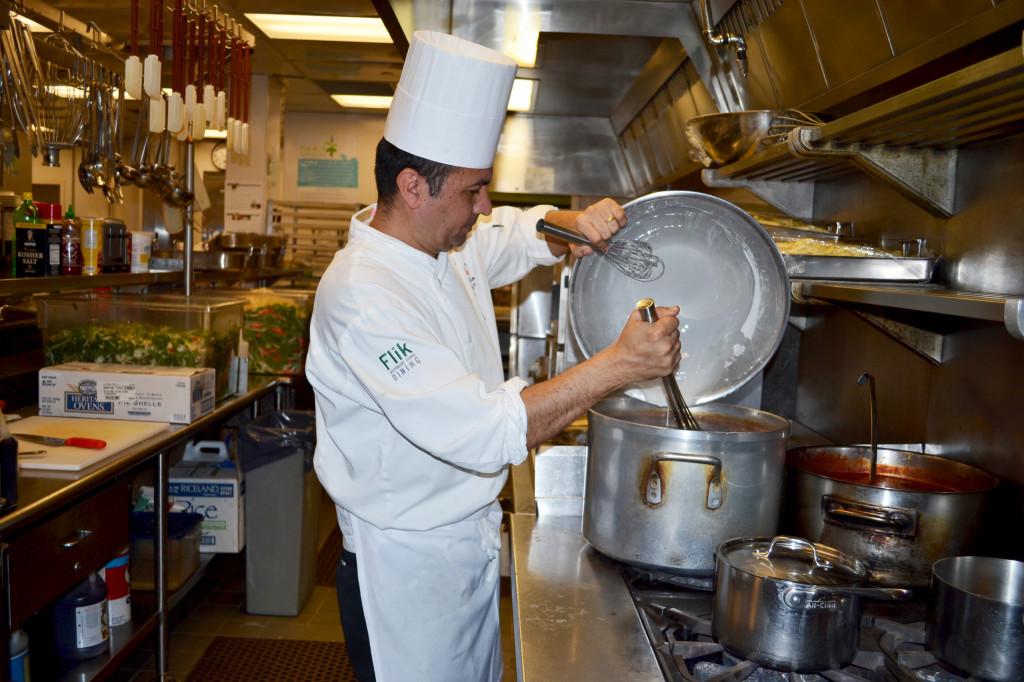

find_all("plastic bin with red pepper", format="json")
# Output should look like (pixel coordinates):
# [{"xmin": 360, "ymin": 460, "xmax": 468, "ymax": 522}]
[{"xmin": 238, "ymin": 288, "xmax": 314, "ymax": 375}]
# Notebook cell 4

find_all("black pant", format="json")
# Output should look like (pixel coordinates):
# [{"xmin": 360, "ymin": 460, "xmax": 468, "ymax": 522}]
[{"xmin": 336, "ymin": 548, "xmax": 376, "ymax": 681}]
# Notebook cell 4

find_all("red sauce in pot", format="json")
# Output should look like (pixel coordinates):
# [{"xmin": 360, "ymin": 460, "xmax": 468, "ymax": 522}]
[{"xmin": 810, "ymin": 470, "xmax": 959, "ymax": 492}]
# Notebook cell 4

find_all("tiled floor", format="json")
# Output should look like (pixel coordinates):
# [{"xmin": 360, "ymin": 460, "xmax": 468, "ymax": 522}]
[{"xmin": 113, "ymin": 491, "xmax": 517, "ymax": 681}]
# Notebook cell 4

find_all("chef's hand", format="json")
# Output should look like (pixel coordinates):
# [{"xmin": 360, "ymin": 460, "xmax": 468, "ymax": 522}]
[
  {"xmin": 603, "ymin": 306, "xmax": 682, "ymax": 383},
  {"xmin": 543, "ymin": 198, "xmax": 626, "ymax": 258}
]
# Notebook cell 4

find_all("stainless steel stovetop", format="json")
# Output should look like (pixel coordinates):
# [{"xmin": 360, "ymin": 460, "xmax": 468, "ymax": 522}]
[{"xmin": 620, "ymin": 566, "xmax": 973, "ymax": 682}]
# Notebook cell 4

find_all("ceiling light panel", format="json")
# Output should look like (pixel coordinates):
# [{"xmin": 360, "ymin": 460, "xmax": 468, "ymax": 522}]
[{"xmin": 246, "ymin": 14, "xmax": 391, "ymax": 43}]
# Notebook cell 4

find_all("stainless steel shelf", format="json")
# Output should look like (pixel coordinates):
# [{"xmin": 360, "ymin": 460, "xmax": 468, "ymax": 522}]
[
  {"xmin": 703, "ymin": 46, "xmax": 1024, "ymax": 218},
  {"xmin": 0, "ymin": 268, "xmax": 306, "ymax": 301},
  {"xmin": 795, "ymin": 280, "xmax": 1024, "ymax": 340}
]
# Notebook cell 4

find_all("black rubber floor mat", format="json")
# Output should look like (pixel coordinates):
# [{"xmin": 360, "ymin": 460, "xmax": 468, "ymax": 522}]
[
  {"xmin": 186, "ymin": 637, "xmax": 357, "ymax": 681},
  {"xmin": 316, "ymin": 525, "xmax": 344, "ymax": 586}
]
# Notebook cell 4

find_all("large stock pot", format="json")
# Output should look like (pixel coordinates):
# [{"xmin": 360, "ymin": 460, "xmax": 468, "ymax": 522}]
[
  {"xmin": 571, "ymin": 191, "xmax": 792, "ymax": 573},
  {"xmin": 582, "ymin": 396, "xmax": 790, "ymax": 574},
  {"xmin": 783, "ymin": 446, "xmax": 999, "ymax": 588}
]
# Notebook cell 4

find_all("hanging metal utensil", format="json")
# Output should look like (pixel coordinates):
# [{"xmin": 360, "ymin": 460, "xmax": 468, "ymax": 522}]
[
  {"xmin": 857, "ymin": 372, "xmax": 878, "ymax": 484},
  {"xmin": 192, "ymin": 5, "xmax": 207, "ymax": 139},
  {"xmin": 143, "ymin": 0, "xmax": 162, "ymax": 100},
  {"xmin": 181, "ymin": 11, "xmax": 197, "ymax": 140},
  {"xmin": 203, "ymin": 9, "xmax": 216, "ymax": 125},
  {"xmin": 165, "ymin": 0, "xmax": 185, "ymax": 136},
  {"xmin": 36, "ymin": 25, "xmax": 88, "ymax": 166},
  {"xmin": 125, "ymin": 0, "xmax": 142, "ymax": 99},
  {"xmin": 214, "ymin": 17, "xmax": 226, "ymax": 130}
]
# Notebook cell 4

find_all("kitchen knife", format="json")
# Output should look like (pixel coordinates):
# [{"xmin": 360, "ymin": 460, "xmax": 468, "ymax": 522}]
[{"xmin": 14, "ymin": 434, "xmax": 107, "ymax": 449}]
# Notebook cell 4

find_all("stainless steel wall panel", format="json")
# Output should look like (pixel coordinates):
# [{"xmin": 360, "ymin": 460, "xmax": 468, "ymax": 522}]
[
  {"xmin": 741, "ymin": 22, "xmax": 782, "ymax": 109},
  {"xmin": 877, "ymin": 0, "xmax": 993, "ymax": 54},
  {"xmin": 755, "ymin": 0, "xmax": 828, "ymax": 106},
  {"xmin": 641, "ymin": 106, "xmax": 673, "ymax": 178},
  {"xmin": 621, "ymin": 125, "xmax": 652, "ymax": 192},
  {"xmin": 494, "ymin": 115, "xmax": 635, "ymax": 197},
  {"xmin": 795, "ymin": 308, "xmax": 933, "ymax": 450},
  {"xmin": 802, "ymin": 0, "xmax": 893, "ymax": 89},
  {"xmin": 943, "ymin": 136, "xmax": 1024, "ymax": 295}
]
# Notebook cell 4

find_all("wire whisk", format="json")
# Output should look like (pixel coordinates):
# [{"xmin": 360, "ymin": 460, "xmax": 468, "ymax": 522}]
[
  {"xmin": 536, "ymin": 219, "xmax": 665, "ymax": 282},
  {"xmin": 637, "ymin": 298, "xmax": 701, "ymax": 431}
]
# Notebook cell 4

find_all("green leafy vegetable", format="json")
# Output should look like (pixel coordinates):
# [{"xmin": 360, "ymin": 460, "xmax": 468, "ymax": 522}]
[{"xmin": 44, "ymin": 321, "xmax": 238, "ymax": 397}]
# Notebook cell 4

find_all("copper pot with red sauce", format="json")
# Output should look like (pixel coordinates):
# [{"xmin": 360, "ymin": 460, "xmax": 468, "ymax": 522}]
[{"xmin": 782, "ymin": 446, "xmax": 999, "ymax": 588}]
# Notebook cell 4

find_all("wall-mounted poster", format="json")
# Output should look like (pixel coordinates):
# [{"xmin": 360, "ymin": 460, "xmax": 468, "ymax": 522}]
[{"xmin": 284, "ymin": 112, "xmax": 385, "ymax": 205}]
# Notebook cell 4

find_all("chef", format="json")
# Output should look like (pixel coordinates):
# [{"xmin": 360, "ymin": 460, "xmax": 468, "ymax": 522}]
[{"xmin": 305, "ymin": 31, "xmax": 681, "ymax": 682}]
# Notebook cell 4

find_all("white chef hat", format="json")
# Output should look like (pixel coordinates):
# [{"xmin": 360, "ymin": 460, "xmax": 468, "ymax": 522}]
[{"xmin": 384, "ymin": 31, "xmax": 518, "ymax": 169}]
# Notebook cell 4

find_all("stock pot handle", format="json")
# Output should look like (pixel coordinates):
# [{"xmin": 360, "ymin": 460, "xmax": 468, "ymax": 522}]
[
  {"xmin": 822, "ymin": 495, "xmax": 918, "ymax": 537},
  {"xmin": 647, "ymin": 452, "xmax": 722, "ymax": 509}
]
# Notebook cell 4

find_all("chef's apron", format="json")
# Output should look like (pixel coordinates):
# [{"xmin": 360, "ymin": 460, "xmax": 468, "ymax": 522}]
[{"xmin": 347, "ymin": 500, "xmax": 504, "ymax": 682}]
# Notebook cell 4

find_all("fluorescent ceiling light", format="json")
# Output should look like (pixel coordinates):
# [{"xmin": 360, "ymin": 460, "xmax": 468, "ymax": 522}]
[
  {"xmin": 508, "ymin": 79, "xmax": 535, "ymax": 112},
  {"xmin": 331, "ymin": 94, "xmax": 393, "ymax": 110},
  {"xmin": 331, "ymin": 82, "xmax": 534, "ymax": 113},
  {"xmin": 246, "ymin": 14, "xmax": 390, "ymax": 43},
  {"xmin": 507, "ymin": 30, "xmax": 539, "ymax": 68}
]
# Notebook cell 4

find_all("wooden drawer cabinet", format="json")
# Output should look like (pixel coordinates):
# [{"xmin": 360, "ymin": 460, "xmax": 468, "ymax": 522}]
[{"xmin": 5, "ymin": 480, "xmax": 131, "ymax": 626}]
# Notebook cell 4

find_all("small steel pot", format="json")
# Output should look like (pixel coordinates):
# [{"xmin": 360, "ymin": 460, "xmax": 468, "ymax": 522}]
[
  {"xmin": 712, "ymin": 536, "xmax": 911, "ymax": 672},
  {"xmin": 927, "ymin": 556, "xmax": 1024, "ymax": 681}
]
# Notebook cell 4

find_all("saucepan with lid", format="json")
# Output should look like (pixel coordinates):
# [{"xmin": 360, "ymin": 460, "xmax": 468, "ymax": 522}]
[{"xmin": 712, "ymin": 536, "xmax": 911, "ymax": 672}]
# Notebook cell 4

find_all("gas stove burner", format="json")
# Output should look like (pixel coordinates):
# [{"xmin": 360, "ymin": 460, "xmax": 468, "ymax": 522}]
[
  {"xmin": 620, "ymin": 564, "xmax": 715, "ymax": 593},
  {"xmin": 875, "ymin": 619, "xmax": 971, "ymax": 682},
  {"xmin": 636, "ymin": 601, "xmax": 892, "ymax": 682},
  {"xmin": 619, "ymin": 564, "xmax": 932, "ymax": 682}
]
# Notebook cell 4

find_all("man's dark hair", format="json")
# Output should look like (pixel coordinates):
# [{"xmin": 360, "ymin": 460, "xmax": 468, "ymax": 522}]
[{"xmin": 375, "ymin": 138, "xmax": 455, "ymax": 210}]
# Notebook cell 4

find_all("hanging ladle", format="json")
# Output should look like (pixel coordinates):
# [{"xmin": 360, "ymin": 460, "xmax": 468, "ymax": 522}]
[{"xmin": 857, "ymin": 372, "xmax": 878, "ymax": 484}]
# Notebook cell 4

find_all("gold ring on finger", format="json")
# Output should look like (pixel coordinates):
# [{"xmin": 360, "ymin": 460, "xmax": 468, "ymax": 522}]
[{"xmin": 606, "ymin": 215, "xmax": 616, "ymax": 222}]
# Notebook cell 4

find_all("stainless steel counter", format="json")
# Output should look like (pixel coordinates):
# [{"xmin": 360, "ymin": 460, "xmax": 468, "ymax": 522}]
[{"xmin": 509, "ymin": 513, "xmax": 663, "ymax": 681}]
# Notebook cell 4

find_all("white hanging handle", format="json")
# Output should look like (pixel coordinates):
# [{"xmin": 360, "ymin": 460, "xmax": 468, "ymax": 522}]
[
  {"xmin": 149, "ymin": 96, "xmax": 166, "ymax": 133},
  {"xmin": 125, "ymin": 56, "xmax": 143, "ymax": 100},
  {"xmin": 143, "ymin": 54, "xmax": 162, "ymax": 100},
  {"xmin": 166, "ymin": 92, "xmax": 184, "ymax": 134},
  {"xmin": 192, "ymin": 103, "xmax": 206, "ymax": 141},
  {"xmin": 240, "ymin": 122, "xmax": 250, "ymax": 156},
  {"xmin": 215, "ymin": 91, "xmax": 226, "ymax": 130},
  {"xmin": 203, "ymin": 84, "xmax": 216, "ymax": 122}
]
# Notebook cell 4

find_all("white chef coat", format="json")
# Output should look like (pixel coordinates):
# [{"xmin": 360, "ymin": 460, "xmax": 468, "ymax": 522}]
[{"xmin": 306, "ymin": 202, "xmax": 560, "ymax": 681}]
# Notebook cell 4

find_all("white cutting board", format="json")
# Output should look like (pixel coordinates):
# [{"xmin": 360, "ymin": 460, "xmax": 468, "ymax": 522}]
[{"xmin": 14, "ymin": 416, "xmax": 171, "ymax": 471}]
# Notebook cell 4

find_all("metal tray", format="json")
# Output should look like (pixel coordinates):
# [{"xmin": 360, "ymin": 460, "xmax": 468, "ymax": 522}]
[{"xmin": 782, "ymin": 254, "xmax": 936, "ymax": 282}]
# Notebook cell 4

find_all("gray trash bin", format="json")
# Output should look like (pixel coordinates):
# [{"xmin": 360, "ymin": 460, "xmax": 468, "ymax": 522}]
[{"xmin": 238, "ymin": 410, "xmax": 320, "ymax": 616}]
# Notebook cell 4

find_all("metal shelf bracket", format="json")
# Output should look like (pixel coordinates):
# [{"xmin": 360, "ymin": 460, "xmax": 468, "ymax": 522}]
[
  {"xmin": 791, "ymin": 128, "xmax": 958, "ymax": 218},
  {"xmin": 701, "ymin": 168, "xmax": 816, "ymax": 219}
]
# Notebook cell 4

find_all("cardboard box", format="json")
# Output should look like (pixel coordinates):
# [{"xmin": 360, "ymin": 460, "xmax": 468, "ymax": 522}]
[
  {"xmin": 169, "ymin": 461, "xmax": 245, "ymax": 553},
  {"xmin": 38, "ymin": 362, "xmax": 215, "ymax": 424}
]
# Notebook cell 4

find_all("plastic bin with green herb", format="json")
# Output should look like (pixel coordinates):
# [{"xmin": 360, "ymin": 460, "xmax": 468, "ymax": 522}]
[{"xmin": 37, "ymin": 292, "xmax": 243, "ymax": 399}]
